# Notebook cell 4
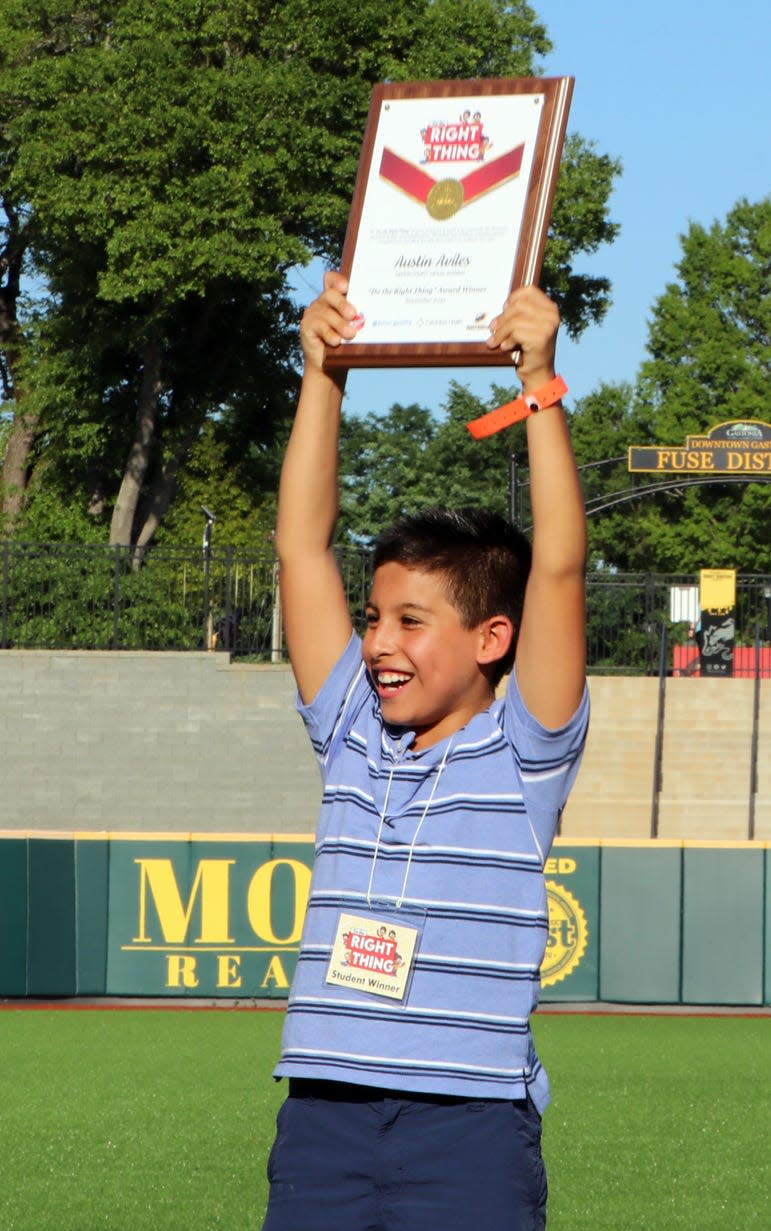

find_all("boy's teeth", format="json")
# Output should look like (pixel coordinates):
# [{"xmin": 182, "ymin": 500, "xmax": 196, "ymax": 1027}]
[{"xmin": 379, "ymin": 672, "xmax": 409, "ymax": 684}]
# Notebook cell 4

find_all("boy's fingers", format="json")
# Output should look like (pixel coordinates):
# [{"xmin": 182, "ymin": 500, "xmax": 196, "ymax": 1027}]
[
  {"xmin": 321, "ymin": 288, "xmax": 358, "ymax": 323},
  {"xmin": 301, "ymin": 303, "xmax": 360, "ymax": 350},
  {"xmin": 321, "ymin": 272, "xmax": 358, "ymax": 321},
  {"xmin": 485, "ymin": 286, "xmax": 559, "ymax": 357},
  {"xmin": 323, "ymin": 270, "xmax": 349, "ymax": 296},
  {"xmin": 486, "ymin": 312, "xmax": 527, "ymax": 351}
]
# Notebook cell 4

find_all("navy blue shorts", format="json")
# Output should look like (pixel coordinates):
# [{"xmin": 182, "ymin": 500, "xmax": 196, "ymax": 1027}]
[{"xmin": 261, "ymin": 1079, "xmax": 547, "ymax": 1231}]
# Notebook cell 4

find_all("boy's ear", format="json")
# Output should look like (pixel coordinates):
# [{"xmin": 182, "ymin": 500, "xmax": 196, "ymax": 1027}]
[{"xmin": 476, "ymin": 615, "xmax": 515, "ymax": 666}]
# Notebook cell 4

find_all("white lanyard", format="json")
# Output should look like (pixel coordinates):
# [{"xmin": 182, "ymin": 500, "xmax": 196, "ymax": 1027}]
[{"xmin": 366, "ymin": 738, "xmax": 452, "ymax": 910}]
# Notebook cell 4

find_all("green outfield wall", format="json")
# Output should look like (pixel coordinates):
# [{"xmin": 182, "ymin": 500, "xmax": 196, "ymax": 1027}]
[{"xmin": 0, "ymin": 835, "xmax": 768, "ymax": 1005}]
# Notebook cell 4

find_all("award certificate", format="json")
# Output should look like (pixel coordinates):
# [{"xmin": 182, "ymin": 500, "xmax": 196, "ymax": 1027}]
[{"xmin": 325, "ymin": 77, "xmax": 573, "ymax": 369}]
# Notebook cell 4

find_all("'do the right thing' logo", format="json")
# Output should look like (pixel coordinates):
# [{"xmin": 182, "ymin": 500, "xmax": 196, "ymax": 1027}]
[{"xmin": 541, "ymin": 880, "xmax": 588, "ymax": 987}]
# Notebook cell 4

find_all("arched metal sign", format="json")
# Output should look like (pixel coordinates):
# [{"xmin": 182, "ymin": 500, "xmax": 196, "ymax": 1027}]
[{"xmin": 628, "ymin": 419, "xmax": 771, "ymax": 475}]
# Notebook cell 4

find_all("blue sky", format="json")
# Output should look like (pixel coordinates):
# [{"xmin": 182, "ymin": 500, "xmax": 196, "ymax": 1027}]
[{"xmin": 291, "ymin": 0, "xmax": 770, "ymax": 417}]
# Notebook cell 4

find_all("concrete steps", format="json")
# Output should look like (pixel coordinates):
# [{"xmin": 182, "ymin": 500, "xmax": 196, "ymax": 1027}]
[
  {"xmin": 562, "ymin": 675, "xmax": 767, "ymax": 842},
  {"xmin": 751, "ymin": 685, "xmax": 771, "ymax": 841},
  {"xmin": 562, "ymin": 678, "xmax": 659, "ymax": 839},
  {"xmin": 0, "ymin": 652, "xmax": 767, "ymax": 840},
  {"xmin": 657, "ymin": 679, "xmax": 756, "ymax": 840}
]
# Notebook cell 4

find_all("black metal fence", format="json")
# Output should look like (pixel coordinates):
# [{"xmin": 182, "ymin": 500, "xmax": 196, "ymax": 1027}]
[
  {"xmin": 0, "ymin": 542, "xmax": 372, "ymax": 660},
  {"xmin": 1, "ymin": 541, "xmax": 769, "ymax": 675},
  {"xmin": 585, "ymin": 572, "xmax": 771, "ymax": 677}
]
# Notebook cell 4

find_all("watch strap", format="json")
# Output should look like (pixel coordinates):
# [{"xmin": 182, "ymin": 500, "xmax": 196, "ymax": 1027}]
[{"xmin": 466, "ymin": 375, "xmax": 568, "ymax": 439}]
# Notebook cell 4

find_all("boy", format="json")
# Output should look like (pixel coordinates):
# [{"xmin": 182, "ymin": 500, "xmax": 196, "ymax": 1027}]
[{"xmin": 262, "ymin": 273, "xmax": 588, "ymax": 1231}]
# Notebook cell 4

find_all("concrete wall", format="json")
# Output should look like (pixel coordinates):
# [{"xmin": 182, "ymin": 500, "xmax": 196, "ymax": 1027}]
[
  {"xmin": 562, "ymin": 675, "xmax": 771, "ymax": 841},
  {"xmin": 1, "ymin": 651, "xmax": 768, "ymax": 840},
  {"xmin": 560, "ymin": 677, "xmax": 660, "ymax": 840},
  {"xmin": 0, "ymin": 651, "xmax": 320, "ymax": 833}
]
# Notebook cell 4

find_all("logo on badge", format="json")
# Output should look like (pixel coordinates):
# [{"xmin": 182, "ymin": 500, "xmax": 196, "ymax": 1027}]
[
  {"xmin": 342, "ymin": 925, "xmax": 403, "ymax": 977},
  {"xmin": 541, "ymin": 880, "xmax": 588, "ymax": 986}
]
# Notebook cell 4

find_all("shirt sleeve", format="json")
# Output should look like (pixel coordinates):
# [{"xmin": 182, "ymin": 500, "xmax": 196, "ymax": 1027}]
[
  {"xmin": 504, "ymin": 668, "xmax": 590, "ymax": 857},
  {"xmin": 296, "ymin": 632, "xmax": 370, "ymax": 775}
]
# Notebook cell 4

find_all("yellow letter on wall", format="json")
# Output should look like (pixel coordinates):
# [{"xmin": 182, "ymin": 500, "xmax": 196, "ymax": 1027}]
[
  {"xmin": 166, "ymin": 955, "xmax": 199, "ymax": 988},
  {"xmin": 247, "ymin": 859, "xmax": 311, "ymax": 945},
  {"xmin": 217, "ymin": 955, "xmax": 243, "ymax": 989},
  {"xmin": 134, "ymin": 859, "xmax": 235, "ymax": 944},
  {"xmin": 260, "ymin": 955, "xmax": 290, "ymax": 989}
]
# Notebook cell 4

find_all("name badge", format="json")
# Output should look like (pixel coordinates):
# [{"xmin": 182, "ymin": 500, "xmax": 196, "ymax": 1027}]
[{"xmin": 325, "ymin": 911, "xmax": 421, "ymax": 1001}]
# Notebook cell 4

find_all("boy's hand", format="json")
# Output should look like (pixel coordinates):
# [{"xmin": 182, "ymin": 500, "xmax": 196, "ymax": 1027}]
[
  {"xmin": 485, "ymin": 285, "xmax": 560, "ymax": 393},
  {"xmin": 300, "ymin": 271, "xmax": 362, "ymax": 372}
]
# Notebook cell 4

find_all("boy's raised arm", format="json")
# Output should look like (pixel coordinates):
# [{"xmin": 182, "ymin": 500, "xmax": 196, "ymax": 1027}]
[
  {"xmin": 486, "ymin": 286, "xmax": 587, "ymax": 729},
  {"xmin": 275, "ymin": 273, "xmax": 360, "ymax": 704}
]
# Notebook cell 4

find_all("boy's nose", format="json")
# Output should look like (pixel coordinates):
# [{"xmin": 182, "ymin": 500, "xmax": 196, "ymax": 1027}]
[{"xmin": 366, "ymin": 621, "xmax": 398, "ymax": 658}]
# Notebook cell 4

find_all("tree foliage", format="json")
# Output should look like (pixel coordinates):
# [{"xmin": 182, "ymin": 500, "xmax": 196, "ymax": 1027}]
[
  {"xmin": 556, "ymin": 198, "xmax": 770, "ymax": 573},
  {"xmin": 337, "ymin": 197, "xmax": 770, "ymax": 577},
  {"xmin": 338, "ymin": 380, "xmax": 522, "ymax": 541},
  {"xmin": 610, "ymin": 197, "xmax": 770, "ymax": 573},
  {"xmin": 0, "ymin": 0, "xmax": 620, "ymax": 546},
  {"xmin": 637, "ymin": 198, "xmax": 769, "ymax": 435}
]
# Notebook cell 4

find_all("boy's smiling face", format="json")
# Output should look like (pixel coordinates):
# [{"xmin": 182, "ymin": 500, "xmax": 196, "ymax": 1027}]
[{"xmin": 362, "ymin": 561, "xmax": 500, "ymax": 749}]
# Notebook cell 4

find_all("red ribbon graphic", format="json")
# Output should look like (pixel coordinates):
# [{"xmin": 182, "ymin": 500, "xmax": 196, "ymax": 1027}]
[{"xmin": 379, "ymin": 143, "xmax": 526, "ymax": 212}]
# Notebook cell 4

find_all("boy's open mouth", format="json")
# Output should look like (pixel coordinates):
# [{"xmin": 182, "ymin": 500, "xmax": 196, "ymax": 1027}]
[{"xmin": 374, "ymin": 670, "xmax": 412, "ymax": 697}]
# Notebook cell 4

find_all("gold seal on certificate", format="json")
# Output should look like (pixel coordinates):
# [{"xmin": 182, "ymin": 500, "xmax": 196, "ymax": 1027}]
[
  {"xmin": 325, "ymin": 77, "xmax": 574, "ymax": 371},
  {"xmin": 426, "ymin": 178, "xmax": 464, "ymax": 220}
]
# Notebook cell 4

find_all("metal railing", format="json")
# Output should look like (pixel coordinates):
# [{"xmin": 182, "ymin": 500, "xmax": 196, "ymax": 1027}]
[
  {"xmin": 584, "ymin": 572, "xmax": 771, "ymax": 677},
  {"xmin": 1, "ymin": 541, "xmax": 769, "ymax": 675},
  {"xmin": 649, "ymin": 620, "xmax": 766, "ymax": 840},
  {"xmin": 0, "ymin": 542, "xmax": 372, "ymax": 659}
]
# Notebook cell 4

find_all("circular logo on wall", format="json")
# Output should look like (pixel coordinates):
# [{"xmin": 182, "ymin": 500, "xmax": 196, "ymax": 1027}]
[{"xmin": 541, "ymin": 880, "xmax": 588, "ymax": 987}]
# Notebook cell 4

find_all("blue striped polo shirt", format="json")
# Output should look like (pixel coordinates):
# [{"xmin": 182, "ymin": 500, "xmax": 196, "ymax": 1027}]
[{"xmin": 275, "ymin": 633, "xmax": 589, "ymax": 1110}]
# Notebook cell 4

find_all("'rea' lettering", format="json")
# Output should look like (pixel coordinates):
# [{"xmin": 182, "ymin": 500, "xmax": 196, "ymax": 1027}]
[
  {"xmin": 260, "ymin": 955, "xmax": 290, "ymax": 989},
  {"xmin": 217, "ymin": 954, "xmax": 243, "ymax": 989},
  {"xmin": 166, "ymin": 955, "xmax": 199, "ymax": 988}
]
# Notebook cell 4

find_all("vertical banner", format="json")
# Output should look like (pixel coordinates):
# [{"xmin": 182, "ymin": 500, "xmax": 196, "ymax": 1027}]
[
  {"xmin": 698, "ymin": 569, "xmax": 736, "ymax": 676},
  {"xmin": 540, "ymin": 843, "xmax": 600, "ymax": 1001}
]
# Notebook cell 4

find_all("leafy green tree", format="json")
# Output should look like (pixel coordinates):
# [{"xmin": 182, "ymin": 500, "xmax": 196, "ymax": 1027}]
[
  {"xmin": 340, "ymin": 187, "xmax": 771, "ymax": 579},
  {"xmin": 338, "ymin": 381, "xmax": 523, "ymax": 541},
  {"xmin": 155, "ymin": 419, "xmax": 278, "ymax": 550},
  {"xmin": 564, "ymin": 382, "xmax": 655, "ymax": 570},
  {"xmin": 424, "ymin": 382, "xmax": 526, "ymax": 512},
  {"xmin": 1, "ymin": 0, "xmax": 620, "ymax": 547},
  {"xmin": 546, "ymin": 198, "xmax": 771, "ymax": 575},
  {"xmin": 638, "ymin": 198, "xmax": 769, "ymax": 437},
  {"xmin": 586, "ymin": 197, "xmax": 771, "ymax": 573},
  {"xmin": 339, "ymin": 403, "xmax": 437, "ymax": 542}
]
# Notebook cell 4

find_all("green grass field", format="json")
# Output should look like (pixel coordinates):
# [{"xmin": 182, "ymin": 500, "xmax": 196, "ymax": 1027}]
[{"xmin": 0, "ymin": 1007, "xmax": 767, "ymax": 1230}]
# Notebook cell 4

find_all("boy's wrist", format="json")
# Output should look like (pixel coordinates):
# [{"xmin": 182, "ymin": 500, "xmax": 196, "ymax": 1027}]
[
  {"xmin": 465, "ymin": 375, "xmax": 567, "ymax": 439},
  {"xmin": 301, "ymin": 362, "xmax": 346, "ymax": 397},
  {"xmin": 519, "ymin": 366, "xmax": 557, "ymax": 396}
]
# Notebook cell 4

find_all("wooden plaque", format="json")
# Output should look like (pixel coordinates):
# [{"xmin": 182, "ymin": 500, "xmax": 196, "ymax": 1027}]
[{"xmin": 324, "ymin": 76, "xmax": 573, "ymax": 370}]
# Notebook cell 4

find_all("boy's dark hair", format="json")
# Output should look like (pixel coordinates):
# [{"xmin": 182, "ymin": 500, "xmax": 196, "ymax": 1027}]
[{"xmin": 372, "ymin": 507, "xmax": 532, "ymax": 684}]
